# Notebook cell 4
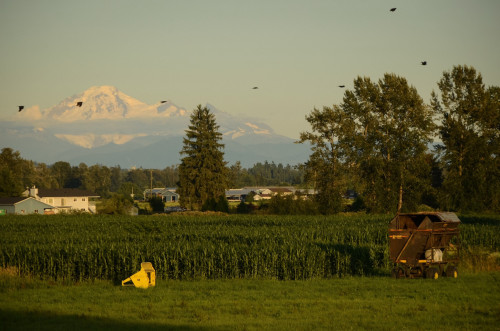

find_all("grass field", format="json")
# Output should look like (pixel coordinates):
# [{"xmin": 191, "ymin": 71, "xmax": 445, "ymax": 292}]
[{"xmin": 1, "ymin": 271, "xmax": 499, "ymax": 331}]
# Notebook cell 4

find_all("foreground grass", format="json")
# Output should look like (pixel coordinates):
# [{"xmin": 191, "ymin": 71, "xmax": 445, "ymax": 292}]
[{"xmin": 1, "ymin": 273, "xmax": 499, "ymax": 331}]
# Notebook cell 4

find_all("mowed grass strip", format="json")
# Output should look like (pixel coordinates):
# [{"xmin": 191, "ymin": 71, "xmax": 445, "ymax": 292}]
[{"xmin": 1, "ymin": 272, "xmax": 499, "ymax": 331}]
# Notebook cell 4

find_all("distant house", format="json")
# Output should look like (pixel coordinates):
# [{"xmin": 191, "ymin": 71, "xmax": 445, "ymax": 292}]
[
  {"xmin": 22, "ymin": 186, "xmax": 100, "ymax": 213},
  {"xmin": 144, "ymin": 188, "xmax": 179, "ymax": 203},
  {"xmin": 225, "ymin": 187, "xmax": 298, "ymax": 202},
  {"xmin": 0, "ymin": 197, "xmax": 55, "ymax": 215},
  {"xmin": 225, "ymin": 189, "xmax": 254, "ymax": 202},
  {"xmin": 268, "ymin": 187, "xmax": 294, "ymax": 196}
]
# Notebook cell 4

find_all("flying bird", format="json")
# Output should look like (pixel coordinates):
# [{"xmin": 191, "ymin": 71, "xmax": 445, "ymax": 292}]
[
  {"xmin": 76, "ymin": 101, "xmax": 83, "ymax": 107},
  {"xmin": 160, "ymin": 100, "xmax": 167, "ymax": 103},
  {"xmin": 252, "ymin": 87, "xmax": 258, "ymax": 89},
  {"xmin": 18, "ymin": 106, "xmax": 24, "ymax": 112},
  {"xmin": 390, "ymin": 8, "xmax": 396, "ymax": 12},
  {"xmin": 338, "ymin": 85, "xmax": 345, "ymax": 88},
  {"xmin": 421, "ymin": 61, "xmax": 427, "ymax": 65}
]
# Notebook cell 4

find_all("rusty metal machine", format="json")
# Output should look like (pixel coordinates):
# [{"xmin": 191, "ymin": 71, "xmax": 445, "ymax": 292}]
[{"xmin": 388, "ymin": 212, "xmax": 460, "ymax": 279}]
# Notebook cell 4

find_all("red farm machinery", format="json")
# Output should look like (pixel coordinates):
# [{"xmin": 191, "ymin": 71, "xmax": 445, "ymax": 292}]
[{"xmin": 389, "ymin": 212, "xmax": 460, "ymax": 279}]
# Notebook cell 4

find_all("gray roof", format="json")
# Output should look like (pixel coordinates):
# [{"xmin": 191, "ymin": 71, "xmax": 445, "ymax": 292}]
[
  {"xmin": 37, "ymin": 188, "xmax": 99, "ymax": 198},
  {"xmin": 225, "ymin": 189, "xmax": 254, "ymax": 196},
  {"xmin": 0, "ymin": 197, "xmax": 26, "ymax": 205},
  {"xmin": 0, "ymin": 197, "xmax": 55, "ymax": 209},
  {"xmin": 396, "ymin": 212, "xmax": 461, "ymax": 223}
]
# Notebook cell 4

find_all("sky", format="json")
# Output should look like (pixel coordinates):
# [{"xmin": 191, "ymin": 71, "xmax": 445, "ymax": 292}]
[{"xmin": 1, "ymin": 0, "xmax": 499, "ymax": 139}]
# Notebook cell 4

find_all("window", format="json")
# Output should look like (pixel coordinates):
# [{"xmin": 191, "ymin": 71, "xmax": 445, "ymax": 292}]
[
  {"xmin": 49, "ymin": 198, "xmax": 53, "ymax": 204},
  {"xmin": 82, "ymin": 198, "xmax": 86, "ymax": 201},
  {"xmin": 34, "ymin": 210, "xmax": 39, "ymax": 214},
  {"xmin": 74, "ymin": 198, "xmax": 77, "ymax": 202}
]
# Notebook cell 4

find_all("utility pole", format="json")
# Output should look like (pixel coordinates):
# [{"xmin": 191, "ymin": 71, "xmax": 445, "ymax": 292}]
[{"xmin": 150, "ymin": 169, "xmax": 153, "ymax": 200}]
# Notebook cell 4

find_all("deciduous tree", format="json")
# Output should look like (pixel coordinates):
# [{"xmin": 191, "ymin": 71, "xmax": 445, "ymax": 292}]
[{"xmin": 431, "ymin": 65, "xmax": 499, "ymax": 211}]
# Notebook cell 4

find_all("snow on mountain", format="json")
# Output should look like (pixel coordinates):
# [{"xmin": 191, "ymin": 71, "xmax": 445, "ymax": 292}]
[
  {"xmin": 1, "ymin": 86, "xmax": 310, "ymax": 167},
  {"xmin": 42, "ymin": 85, "xmax": 187, "ymax": 122}
]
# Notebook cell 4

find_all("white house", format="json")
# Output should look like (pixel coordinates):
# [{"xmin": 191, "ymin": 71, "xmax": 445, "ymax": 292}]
[
  {"xmin": 0, "ymin": 197, "xmax": 56, "ymax": 215},
  {"xmin": 23, "ymin": 186, "xmax": 100, "ymax": 213}
]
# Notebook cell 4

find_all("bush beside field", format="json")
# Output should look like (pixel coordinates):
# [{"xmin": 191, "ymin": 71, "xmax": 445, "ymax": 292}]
[{"xmin": 0, "ymin": 214, "xmax": 498, "ymax": 281}]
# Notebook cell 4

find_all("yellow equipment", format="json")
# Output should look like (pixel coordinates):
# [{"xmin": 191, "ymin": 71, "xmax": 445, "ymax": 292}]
[{"xmin": 122, "ymin": 262, "xmax": 156, "ymax": 288}]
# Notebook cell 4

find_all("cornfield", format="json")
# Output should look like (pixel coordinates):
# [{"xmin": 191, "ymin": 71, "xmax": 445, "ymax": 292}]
[{"xmin": 0, "ymin": 214, "xmax": 498, "ymax": 281}]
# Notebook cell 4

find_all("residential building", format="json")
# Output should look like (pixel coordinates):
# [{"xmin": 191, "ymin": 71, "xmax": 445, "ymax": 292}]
[
  {"xmin": 22, "ymin": 186, "xmax": 99, "ymax": 213},
  {"xmin": 0, "ymin": 197, "xmax": 55, "ymax": 215},
  {"xmin": 143, "ymin": 188, "xmax": 179, "ymax": 202}
]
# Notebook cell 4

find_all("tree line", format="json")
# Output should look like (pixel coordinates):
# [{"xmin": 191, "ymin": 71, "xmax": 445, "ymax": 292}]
[{"xmin": 0, "ymin": 148, "xmax": 305, "ymax": 199}]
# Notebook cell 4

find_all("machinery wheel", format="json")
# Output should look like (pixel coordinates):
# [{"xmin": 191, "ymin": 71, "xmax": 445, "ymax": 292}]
[
  {"xmin": 425, "ymin": 267, "xmax": 439, "ymax": 280},
  {"xmin": 446, "ymin": 266, "xmax": 458, "ymax": 278},
  {"xmin": 392, "ymin": 267, "xmax": 405, "ymax": 279}
]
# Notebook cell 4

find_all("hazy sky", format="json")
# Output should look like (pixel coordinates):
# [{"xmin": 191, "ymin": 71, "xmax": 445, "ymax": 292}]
[{"xmin": 1, "ymin": 0, "xmax": 499, "ymax": 138}]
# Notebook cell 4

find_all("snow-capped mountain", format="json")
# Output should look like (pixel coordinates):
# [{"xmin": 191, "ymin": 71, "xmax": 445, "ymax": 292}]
[{"xmin": 1, "ymin": 86, "xmax": 309, "ymax": 167}]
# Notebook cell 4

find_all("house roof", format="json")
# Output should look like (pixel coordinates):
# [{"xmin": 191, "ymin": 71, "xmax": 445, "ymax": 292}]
[
  {"xmin": 158, "ymin": 189, "xmax": 178, "ymax": 196},
  {"xmin": 225, "ymin": 189, "xmax": 254, "ymax": 196},
  {"xmin": 0, "ymin": 197, "xmax": 26, "ymax": 205},
  {"xmin": 269, "ymin": 187, "xmax": 293, "ymax": 193},
  {"xmin": 0, "ymin": 197, "xmax": 55, "ymax": 209},
  {"xmin": 37, "ymin": 188, "xmax": 99, "ymax": 198}
]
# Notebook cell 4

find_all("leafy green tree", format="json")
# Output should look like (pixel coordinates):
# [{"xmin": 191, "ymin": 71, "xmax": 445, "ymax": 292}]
[
  {"xmin": 216, "ymin": 195, "xmax": 229, "ymax": 213},
  {"xmin": 298, "ymin": 105, "xmax": 354, "ymax": 214},
  {"xmin": 177, "ymin": 105, "xmax": 228, "ymax": 210},
  {"xmin": 50, "ymin": 161, "xmax": 72, "ymax": 188},
  {"xmin": 83, "ymin": 164, "xmax": 111, "ymax": 198},
  {"xmin": 300, "ymin": 74, "xmax": 434, "ymax": 213},
  {"xmin": 149, "ymin": 196, "xmax": 165, "ymax": 213},
  {"xmin": 344, "ymin": 74, "xmax": 435, "ymax": 213},
  {"xmin": 99, "ymin": 193, "xmax": 134, "ymax": 215},
  {"xmin": 0, "ymin": 148, "xmax": 31, "ymax": 196},
  {"xmin": 431, "ymin": 65, "xmax": 500, "ymax": 211}
]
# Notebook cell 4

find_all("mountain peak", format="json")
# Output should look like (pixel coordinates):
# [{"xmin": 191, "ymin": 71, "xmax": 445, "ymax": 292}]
[{"xmin": 28, "ymin": 85, "xmax": 186, "ymax": 123}]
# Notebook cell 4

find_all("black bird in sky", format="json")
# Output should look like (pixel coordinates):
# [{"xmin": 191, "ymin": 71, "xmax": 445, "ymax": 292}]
[
  {"xmin": 76, "ymin": 101, "xmax": 83, "ymax": 107},
  {"xmin": 390, "ymin": 8, "xmax": 396, "ymax": 12},
  {"xmin": 338, "ymin": 85, "xmax": 345, "ymax": 88},
  {"xmin": 421, "ymin": 61, "xmax": 427, "ymax": 66},
  {"xmin": 252, "ymin": 87, "xmax": 258, "ymax": 89},
  {"xmin": 160, "ymin": 100, "xmax": 167, "ymax": 103},
  {"xmin": 18, "ymin": 106, "xmax": 24, "ymax": 112}
]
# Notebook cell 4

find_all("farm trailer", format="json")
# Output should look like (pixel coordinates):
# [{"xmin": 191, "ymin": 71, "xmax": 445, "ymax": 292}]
[{"xmin": 388, "ymin": 212, "xmax": 460, "ymax": 279}]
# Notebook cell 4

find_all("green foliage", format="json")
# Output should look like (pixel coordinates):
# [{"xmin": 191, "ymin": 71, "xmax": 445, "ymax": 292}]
[
  {"xmin": 149, "ymin": 196, "xmax": 165, "ymax": 213},
  {"xmin": 268, "ymin": 194, "xmax": 319, "ymax": 215},
  {"xmin": 343, "ymin": 74, "xmax": 435, "ymax": 213},
  {"xmin": 432, "ymin": 65, "xmax": 500, "ymax": 212},
  {"xmin": 202, "ymin": 195, "xmax": 229, "ymax": 212},
  {"xmin": 0, "ymin": 148, "xmax": 31, "ymax": 196},
  {"xmin": 178, "ymin": 105, "xmax": 228, "ymax": 210},
  {"xmin": 298, "ymin": 106, "xmax": 351, "ymax": 213},
  {"xmin": 98, "ymin": 194, "xmax": 135, "ymax": 215},
  {"xmin": 236, "ymin": 201, "xmax": 251, "ymax": 214}
]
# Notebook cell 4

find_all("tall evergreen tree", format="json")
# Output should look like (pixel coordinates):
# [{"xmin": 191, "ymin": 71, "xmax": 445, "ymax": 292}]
[
  {"xmin": 431, "ymin": 65, "xmax": 499, "ymax": 211},
  {"xmin": 177, "ymin": 105, "xmax": 228, "ymax": 210}
]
